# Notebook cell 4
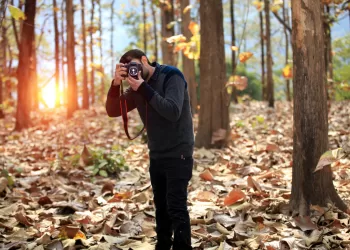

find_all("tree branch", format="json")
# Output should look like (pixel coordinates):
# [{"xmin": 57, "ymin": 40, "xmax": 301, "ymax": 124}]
[{"xmin": 272, "ymin": 11, "xmax": 292, "ymax": 34}]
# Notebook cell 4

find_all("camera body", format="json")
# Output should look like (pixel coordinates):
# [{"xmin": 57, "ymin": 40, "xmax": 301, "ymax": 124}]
[{"xmin": 123, "ymin": 62, "xmax": 143, "ymax": 80}]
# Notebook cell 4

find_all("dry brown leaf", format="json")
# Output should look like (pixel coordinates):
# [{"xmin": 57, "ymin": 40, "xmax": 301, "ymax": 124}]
[{"xmin": 199, "ymin": 169, "xmax": 214, "ymax": 181}]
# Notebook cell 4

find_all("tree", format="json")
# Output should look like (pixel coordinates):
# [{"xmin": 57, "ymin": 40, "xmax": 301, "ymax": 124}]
[
  {"xmin": 290, "ymin": 0, "xmax": 348, "ymax": 215},
  {"xmin": 0, "ymin": 20, "xmax": 6, "ymax": 119},
  {"xmin": 160, "ymin": 1, "xmax": 174, "ymax": 65},
  {"xmin": 15, "ymin": 0, "xmax": 37, "ymax": 130},
  {"xmin": 264, "ymin": 0, "xmax": 274, "ymax": 107},
  {"xmin": 90, "ymin": 0, "xmax": 95, "ymax": 104},
  {"xmin": 259, "ymin": 10, "xmax": 266, "ymax": 101},
  {"xmin": 150, "ymin": 0, "xmax": 158, "ymax": 61},
  {"xmin": 195, "ymin": 0, "xmax": 229, "ymax": 148},
  {"xmin": 53, "ymin": 0, "xmax": 60, "ymax": 107},
  {"xmin": 110, "ymin": 0, "xmax": 115, "ymax": 77},
  {"xmin": 98, "ymin": 0, "xmax": 104, "ymax": 103},
  {"xmin": 142, "ymin": 0, "xmax": 147, "ymax": 55},
  {"xmin": 81, "ymin": 0, "xmax": 89, "ymax": 109},
  {"xmin": 181, "ymin": 0, "xmax": 197, "ymax": 114},
  {"xmin": 66, "ymin": 0, "xmax": 78, "ymax": 118},
  {"xmin": 283, "ymin": 0, "xmax": 291, "ymax": 102},
  {"xmin": 230, "ymin": 0, "xmax": 238, "ymax": 103},
  {"xmin": 61, "ymin": 0, "xmax": 67, "ymax": 106}
]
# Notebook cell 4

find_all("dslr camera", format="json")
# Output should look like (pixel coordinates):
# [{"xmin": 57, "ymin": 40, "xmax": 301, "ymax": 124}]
[{"xmin": 122, "ymin": 62, "xmax": 143, "ymax": 80}]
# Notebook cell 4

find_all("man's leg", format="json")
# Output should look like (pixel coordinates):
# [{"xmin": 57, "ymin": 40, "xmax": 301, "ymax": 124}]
[
  {"xmin": 149, "ymin": 158, "xmax": 173, "ymax": 250},
  {"xmin": 166, "ymin": 157, "xmax": 193, "ymax": 250}
]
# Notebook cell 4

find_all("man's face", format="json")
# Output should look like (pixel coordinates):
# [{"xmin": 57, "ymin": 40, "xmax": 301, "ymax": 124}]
[{"xmin": 130, "ymin": 58, "xmax": 149, "ymax": 80}]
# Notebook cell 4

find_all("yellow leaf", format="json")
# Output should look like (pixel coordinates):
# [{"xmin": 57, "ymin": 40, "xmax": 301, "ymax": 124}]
[
  {"xmin": 239, "ymin": 52, "xmax": 253, "ymax": 63},
  {"xmin": 183, "ymin": 4, "xmax": 192, "ymax": 14},
  {"xmin": 8, "ymin": 4, "xmax": 26, "ymax": 20},
  {"xmin": 166, "ymin": 21, "xmax": 176, "ymax": 29},
  {"xmin": 231, "ymin": 46, "xmax": 238, "ymax": 51},
  {"xmin": 270, "ymin": 4, "xmax": 281, "ymax": 13},
  {"xmin": 253, "ymin": 0, "xmax": 264, "ymax": 11},
  {"xmin": 188, "ymin": 21, "xmax": 200, "ymax": 35},
  {"xmin": 282, "ymin": 64, "xmax": 293, "ymax": 79},
  {"xmin": 53, "ymin": 7, "xmax": 60, "ymax": 12},
  {"xmin": 73, "ymin": 230, "xmax": 86, "ymax": 240},
  {"xmin": 166, "ymin": 34, "xmax": 186, "ymax": 43}
]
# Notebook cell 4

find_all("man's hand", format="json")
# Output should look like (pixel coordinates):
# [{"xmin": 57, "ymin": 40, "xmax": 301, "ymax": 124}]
[
  {"xmin": 113, "ymin": 63, "xmax": 127, "ymax": 86},
  {"xmin": 127, "ymin": 71, "xmax": 144, "ymax": 91}
]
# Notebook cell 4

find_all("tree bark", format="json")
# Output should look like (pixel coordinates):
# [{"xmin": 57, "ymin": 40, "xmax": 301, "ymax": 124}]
[
  {"xmin": 195, "ymin": 0, "xmax": 229, "ymax": 148},
  {"xmin": 81, "ymin": 0, "xmax": 89, "ymax": 109},
  {"xmin": 290, "ymin": 0, "xmax": 348, "ymax": 216},
  {"xmin": 98, "ymin": 0, "xmax": 104, "ymax": 102},
  {"xmin": 66, "ymin": 0, "xmax": 78, "ymax": 118},
  {"xmin": 110, "ymin": 0, "xmax": 115, "ymax": 77},
  {"xmin": 324, "ymin": 5, "xmax": 333, "ymax": 101},
  {"xmin": 61, "ymin": 0, "xmax": 66, "ymax": 106},
  {"xmin": 283, "ymin": 0, "xmax": 291, "ymax": 102},
  {"xmin": 259, "ymin": 11, "xmax": 266, "ymax": 101},
  {"xmin": 30, "ymin": 40, "xmax": 38, "ymax": 110},
  {"xmin": 150, "ymin": 0, "xmax": 158, "ymax": 62},
  {"xmin": 230, "ymin": 0, "xmax": 238, "ymax": 103},
  {"xmin": 264, "ymin": 0, "xmax": 274, "ymax": 107},
  {"xmin": 15, "ymin": 0, "xmax": 36, "ymax": 130},
  {"xmin": 90, "ymin": 0, "xmax": 95, "ymax": 104},
  {"xmin": 160, "ymin": 1, "xmax": 174, "ymax": 65},
  {"xmin": 181, "ymin": 0, "xmax": 197, "ymax": 115},
  {"xmin": 53, "ymin": 0, "xmax": 60, "ymax": 107},
  {"xmin": 10, "ymin": 0, "xmax": 20, "ymax": 52},
  {"xmin": 0, "ymin": 20, "xmax": 6, "ymax": 118},
  {"xmin": 142, "ymin": 0, "xmax": 147, "ymax": 55}
]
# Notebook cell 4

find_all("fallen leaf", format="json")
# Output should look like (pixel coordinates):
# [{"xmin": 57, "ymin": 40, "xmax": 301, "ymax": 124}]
[
  {"xmin": 199, "ymin": 169, "xmax": 214, "ymax": 181},
  {"xmin": 224, "ymin": 189, "xmax": 246, "ymax": 206},
  {"xmin": 293, "ymin": 216, "xmax": 318, "ymax": 231},
  {"xmin": 0, "ymin": 177, "xmax": 8, "ymax": 193}
]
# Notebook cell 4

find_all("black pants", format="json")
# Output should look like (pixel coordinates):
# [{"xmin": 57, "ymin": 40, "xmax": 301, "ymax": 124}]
[{"xmin": 150, "ymin": 157, "xmax": 193, "ymax": 250}]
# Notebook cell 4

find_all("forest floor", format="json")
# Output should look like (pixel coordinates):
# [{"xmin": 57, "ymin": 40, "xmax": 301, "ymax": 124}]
[{"xmin": 0, "ymin": 101, "xmax": 350, "ymax": 250}]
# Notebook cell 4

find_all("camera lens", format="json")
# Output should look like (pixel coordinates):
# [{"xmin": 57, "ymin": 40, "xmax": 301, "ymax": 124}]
[{"xmin": 129, "ymin": 66, "xmax": 138, "ymax": 76}]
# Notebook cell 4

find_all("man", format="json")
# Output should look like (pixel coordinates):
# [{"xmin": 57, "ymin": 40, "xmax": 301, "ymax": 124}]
[{"xmin": 105, "ymin": 49, "xmax": 194, "ymax": 250}]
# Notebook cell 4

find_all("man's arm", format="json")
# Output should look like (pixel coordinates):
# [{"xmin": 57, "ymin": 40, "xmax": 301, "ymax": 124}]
[
  {"xmin": 137, "ymin": 74, "xmax": 186, "ymax": 122},
  {"xmin": 105, "ymin": 80, "xmax": 137, "ymax": 117}
]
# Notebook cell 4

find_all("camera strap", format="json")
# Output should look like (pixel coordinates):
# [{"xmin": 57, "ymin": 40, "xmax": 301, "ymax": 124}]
[{"xmin": 119, "ymin": 82, "xmax": 147, "ymax": 140}]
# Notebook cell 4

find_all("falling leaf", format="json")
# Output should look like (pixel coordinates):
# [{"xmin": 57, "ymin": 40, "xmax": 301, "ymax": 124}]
[
  {"xmin": 188, "ymin": 21, "xmax": 200, "ymax": 35},
  {"xmin": 226, "ymin": 75, "xmax": 248, "ymax": 91},
  {"xmin": 314, "ymin": 148, "xmax": 344, "ymax": 172},
  {"xmin": 166, "ymin": 21, "xmax": 176, "ymax": 29},
  {"xmin": 239, "ymin": 52, "xmax": 254, "ymax": 63},
  {"xmin": 53, "ymin": 7, "xmax": 60, "ymax": 12},
  {"xmin": 8, "ymin": 4, "xmax": 26, "ymax": 20},
  {"xmin": 270, "ymin": 4, "xmax": 281, "ymax": 13},
  {"xmin": 199, "ymin": 169, "xmax": 214, "ymax": 181},
  {"xmin": 231, "ymin": 46, "xmax": 238, "ymax": 51},
  {"xmin": 282, "ymin": 64, "xmax": 293, "ymax": 79},
  {"xmin": 166, "ymin": 34, "xmax": 186, "ymax": 43},
  {"xmin": 183, "ymin": 4, "xmax": 192, "ymax": 14},
  {"xmin": 224, "ymin": 189, "xmax": 246, "ymax": 206},
  {"xmin": 253, "ymin": 1, "xmax": 264, "ymax": 11}
]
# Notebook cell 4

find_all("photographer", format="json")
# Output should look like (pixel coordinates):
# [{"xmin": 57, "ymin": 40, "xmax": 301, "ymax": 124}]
[{"xmin": 106, "ymin": 49, "xmax": 194, "ymax": 250}]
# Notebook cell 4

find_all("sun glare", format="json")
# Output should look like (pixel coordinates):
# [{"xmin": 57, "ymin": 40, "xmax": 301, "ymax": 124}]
[{"xmin": 41, "ymin": 83, "xmax": 60, "ymax": 109}]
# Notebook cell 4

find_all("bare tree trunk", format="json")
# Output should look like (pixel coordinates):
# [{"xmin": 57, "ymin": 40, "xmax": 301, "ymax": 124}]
[
  {"xmin": 54, "ymin": 0, "xmax": 60, "ymax": 107},
  {"xmin": 110, "ymin": 0, "xmax": 115, "ymax": 77},
  {"xmin": 259, "ymin": 11, "xmax": 266, "ymax": 101},
  {"xmin": 0, "ymin": 21, "xmax": 6, "ymax": 118},
  {"xmin": 66, "ymin": 0, "xmax": 78, "ymax": 118},
  {"xmin": 98, "ymin": 0, "xmax": 104, "ymax": 102},
  {"xmin": 81, "ymin": 0, "xmax": 89, "ymax": 109},
  {"xmin": 15, "ymin": 0, "xmax": 37, "ymax": 130},
  {"xmin": 90, "ymin": 0, "xmax": 95, "ymax": 104},
  {"xmin": 230, "ymin": 0, "xmax": 238, "ymax": 103},
  {"xmin": 142, "ymin": 0, "xmax": 147, "ymax": 55},
  {"xmin": 181, "ymin": 0, "xmax": 197, "ymax": 115},
  {"xmin": 264, "ymin": 0, "xmax": 274, "ymax": 107},
  {"xmin": 30, "ymin": 40, "xmax": 38, "ymax": 110},
  {"xmin": 283, "ymin": 0, "xmax": 291, "ymax": 102},
  {"xmin": 290, "ymin": 0, "xmax": 348, "ymax": 216},
  {"xmin": 195, "ymin": 0, "xmax": 229, "ymax": 148},
  {"xmin": 150, "ymin": 0, "xmax": 158, "ymax": 61},
  {"xmin": 324, "ymin": 5, "xmax": 333, "ymax": 101},
  {"xmin": 161, "ymin": 1, "xmax": 174, "ymax": 65},
  {"xmin": 61, "ymin": 0, "xmax": 66, "ymax": 106},
  {"xmin": 10, "ymin": 0, "xmax": 20, "ymax": 51}
]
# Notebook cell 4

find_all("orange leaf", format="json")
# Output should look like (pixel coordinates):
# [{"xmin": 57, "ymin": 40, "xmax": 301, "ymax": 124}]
[
  {"xmin": 266, "ymin": 143, "xmax": 279, "ymax": 152},
  {"xmin": 199, "ymin": 169, "xmax": 214, "ymax": 181},
  {"xmin": 197, "ymin": 191, "xmax": 218, "ymax": 202},
  {"xmin": 282, "ymin": 64, "xmax": 293, "ymax": 79},
  {"xmin": 108, "ymin": 191, "xmax": 132, "ymax": 203},
  {"xmin": 188, "ymin": 21, "xmax": 200, "ymax": 35},
  {"xmin": 253, "ymin": 1, "xmax": 264, "ymax": 11},
  {"xmin": 223, "ymin": 189, "xmax": 245, "ymax": 206},
  {"xmin": 73, "ymin": 230, "xmax": 86, "ymax": 240},
  {"xmin": 239, "ymin": 52, "xmax": 253, "ymax": 63}
]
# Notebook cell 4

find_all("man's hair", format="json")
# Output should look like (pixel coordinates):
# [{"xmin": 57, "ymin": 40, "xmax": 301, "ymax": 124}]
[{"xmin": 119, "ymin": 49, "xmax": 151, "ymax": 64}]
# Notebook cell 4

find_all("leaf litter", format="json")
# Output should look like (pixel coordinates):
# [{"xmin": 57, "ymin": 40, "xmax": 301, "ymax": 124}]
[{"xmin": 0, "ymin": 102, "xmax": 349, "ymax": 249}]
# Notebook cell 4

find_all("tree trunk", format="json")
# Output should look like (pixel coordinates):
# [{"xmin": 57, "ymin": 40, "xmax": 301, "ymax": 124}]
[
  {"xmin": 264, "ymin": 0, "xmax": 274, "ymax": 107},
  {"xmin": 150, "ymin": 0, "xmax": 158, "ymax": 62},
  {"xmin": 142, "ymin": 0, "xmax": 147, "ymax": 55},
  {"xmin": 283, "ymin": 0, "xmax": 291, "ymax": 102},
  {"xmin": 110, "ymin": 0, "xmax": 115, "ymax": 77},
  {"xmin": 160, "ymin": 1, "xmax": 174, "ymax": 65},
  {"xmin": 259, "ymin": 11, "xmax": 266, "ymax": 101},
  {"xmin": 10, "ymin": 0, "xmax": 20, "ymax": 51},
  {"xmin": 98, "ymin": 0, "xmax": 104, "ymax": 103},
  {"xmin": 0, "ymin": 21, "xmax": 6, "ymax": 118},
  {"xmin": 230, "ymin": 0, "xmax": 238, "ymax": 103},
  {"xmin": 290, "ymin": 0, "xmax": 348, "ymax": 216},
  {"xmin": 66, "ymin": 0, "xmax": 78, "ymax": 118},
  {"xmin": 81, "ymin": 0, "xmax": 89, "ymax": 109},
  {"xmin": 61, "ymin": 0, "xmax": 66, "ymax": 106},
  {"xmin": 90, "ymin": 0, "xmax": 95, "ymax": 104},
  {"xmin": 181, "ymin": 0, "xmax": 197, "ymax": 115},
  {"xmin": 30, "ymin": 40, "xmax": 38, "ymax": 110},
  {"xmin": 195, "ymin": 0, "xmax": 229, "ymax": 148},
  {"xmin": 15, "ymin": 0, "xmax": 36, "ymax": 130},
  {"xmin": 324, "ymin": 5, "xmax": 333, "ymax": 101},
  {"xmin": 54, "ymin": 0, "xmax": 60, "ymax": 107}
]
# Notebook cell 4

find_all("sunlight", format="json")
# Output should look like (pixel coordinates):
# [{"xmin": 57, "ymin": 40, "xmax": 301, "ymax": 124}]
[{"xmin": 41, "ymin": 82, "xmax": 60, "ymax": 109}]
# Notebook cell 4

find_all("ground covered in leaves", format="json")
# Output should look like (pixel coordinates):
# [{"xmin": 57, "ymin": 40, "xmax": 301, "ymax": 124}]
[{"xmin": 0, "ymin": 101, "xmax": 350, "ymax": 250}]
